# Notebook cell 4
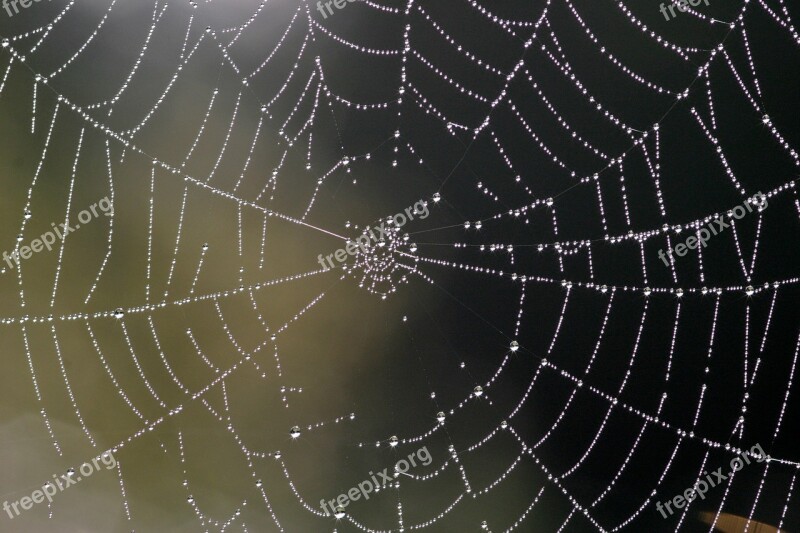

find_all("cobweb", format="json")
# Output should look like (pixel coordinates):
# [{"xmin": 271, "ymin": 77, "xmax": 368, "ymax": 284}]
[{"xmin": 0, "ymin": 0, "xmax": 799, "ymax": 531}]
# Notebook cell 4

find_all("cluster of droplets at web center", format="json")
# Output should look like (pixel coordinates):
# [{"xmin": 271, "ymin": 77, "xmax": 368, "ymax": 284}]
[{"xmin": 342, "ymin": 216, "xmax": 421, "ymax": 299}]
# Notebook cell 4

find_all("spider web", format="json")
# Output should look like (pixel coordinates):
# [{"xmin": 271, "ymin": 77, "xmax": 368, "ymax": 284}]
[{"xmin": 0, "ymin": 0, "xmax": 799, "ymax": 531}]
